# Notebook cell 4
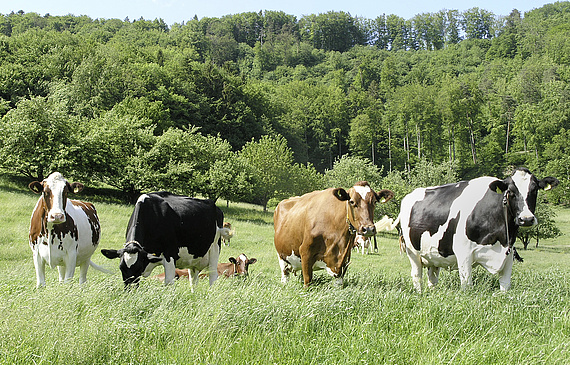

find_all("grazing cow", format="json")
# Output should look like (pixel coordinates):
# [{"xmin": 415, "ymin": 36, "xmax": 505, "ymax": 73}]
[
  {"xmin": 274, "ymin": 181, "xmax": 394, "ymax": 287},
  {"xmin": 28, "ymin": 172, "xmax": 106, "ymax": 287},
  {"xmin": 398, "ymin": 167, "xmax": 559, "ymax": 291},
  {"xmin": 101, "ymin": 192, "xmax": 224, "ymax": 289},
  {"xmin": 156, "ymin": 254, "xmax": 257, "ymax": 281},
  {"xmin": 221, "ymin": 222, "xmax": 234, "ymax": 246}
]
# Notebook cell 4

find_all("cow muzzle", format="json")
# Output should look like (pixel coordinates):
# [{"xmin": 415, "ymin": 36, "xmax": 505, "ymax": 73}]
[
  {"xmin": 359, "ymin": 225, "xmax": 376, "ymax": 237},
  {"xmin": 516, "ymin": 214, "xmax": 537, "ymax": 227},
  {"xmin": 47, "ymin": 211, "xmax": 66, "ymax": 224}
]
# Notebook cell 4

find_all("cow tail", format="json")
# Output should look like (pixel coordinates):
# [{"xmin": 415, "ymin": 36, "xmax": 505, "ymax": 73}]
[
  {"xmin": 89, "ymin": 260, "xmax": 113, "ymax": 274},
  {"xmin": 391, "ymin": 216, "xmax": 406, "ymax": 255}
]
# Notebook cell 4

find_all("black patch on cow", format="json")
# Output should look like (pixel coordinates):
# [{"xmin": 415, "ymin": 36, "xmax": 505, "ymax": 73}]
[
  {"xmin": 438, "ymin": 212, "xmax": 460, "ymax": 257},
  {"xmin": 409, "ymin": 181, "xmax": 469, "ymax": 251},
  {"xmin": 465, "ymin": 187, "xmax": 512, "ymax": 247},
  {"xmin": 126, "ymin": 192, "xmax": 224, "ymax": 260}
]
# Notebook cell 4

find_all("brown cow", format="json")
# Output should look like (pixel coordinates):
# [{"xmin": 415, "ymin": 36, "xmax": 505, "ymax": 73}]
[
  {"xmin": 154, "ymin": 253, "xmax": 257, "ymax": 281},
  {"xmin": 274, "ymin": 181, "xmax": 394, "ymax": 287}
]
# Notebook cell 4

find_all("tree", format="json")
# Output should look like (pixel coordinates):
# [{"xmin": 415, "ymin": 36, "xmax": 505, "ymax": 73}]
[
  {"xmin": 324, "ymin": 154, "xmax": 383, "ymax": 189},
  {"xmin": 238, "ymin": 135, "xmax": 295, "ymax": 211},
  {"xmin": 0, "ymin": 96, "xmax": 78, "ymax": 180}
]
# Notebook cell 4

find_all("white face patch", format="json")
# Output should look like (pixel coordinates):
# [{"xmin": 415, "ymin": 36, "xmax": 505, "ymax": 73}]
[
  {"xmin": 124, "ymin": 252, "xmax": 139, "ymax": 268},
  {"xmin": 511, "ymin": 170, "xmax": 535, "ymax": 221},
  {"xmin": 354, "ymin": 185, "xmax": 371, "ymax": 200},
  {"xmin": 45, "ymin": 172, "xmax": 67, "ymax": 222}
]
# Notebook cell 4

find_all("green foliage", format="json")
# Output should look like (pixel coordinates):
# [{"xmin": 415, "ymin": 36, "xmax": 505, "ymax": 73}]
[
  {"xmin": 0, "ymin": 96, "xmax": 78, "ymax": 180},
  {"xmin": 324, "ymin": 154, "xmax": 383, "ymax": 189},
  {"xmin": 0, "ymin": 6, "xmax": 569, "ymax": 207}
]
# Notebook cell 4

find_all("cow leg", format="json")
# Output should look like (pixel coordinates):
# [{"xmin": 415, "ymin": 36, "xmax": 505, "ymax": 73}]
[
  {"xmin": 457, "ymin": 255, "xmax": 474, "ymax": 289},
  {"xmin": 189, "ymin": 268, "xmax": 200, "ymax": 292},
  {"xmin": 498, "ymin": 251, "xmax": 514, "ymax": 291},
  {"xmin": 57, "ymin": 265, "xmax": 66, "ymax": 282},
  {"xmin": 63, "ymin": 253, "xmax": 77, "ymax": 283},
  {"xmin": 278, "ymin": 255, "xmax": 291, "ymax": 283},
  {"xmin": 33, "ymin": 250, "xmax": 46, "ymax": 288},
  {"xmin": 162, "ymin": 257, "xmax": 176, "ymax": 285},
  {"xmin": 406, "ymin": 248, "xmax": 423, "ymax": 292},
  {"xmin": 207, "ymin": 242, "xmax": 220, "ymax": 287},
  {"xmin": 78, "ymin": 262, "xmax": 89, "ymax": 285},
  {"xmin": 427, "ymin": 267, "xmax": 440, "ymax": 288}
]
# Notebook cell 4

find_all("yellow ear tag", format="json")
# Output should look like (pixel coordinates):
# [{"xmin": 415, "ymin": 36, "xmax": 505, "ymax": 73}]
[
  {"xmin": 74, "ymin": 187, "xmax": 81, "ymax": 193},
  {"xmin": 544, "ymin": 184, "xmax": 552, "ymax": 191},
  {"xmin": 496, "ymin": 187, "xmax": 503, "ymax": 194},
  {"xmin": 381, "ymin": 198, "xmax": 386, "ymax": 203}
]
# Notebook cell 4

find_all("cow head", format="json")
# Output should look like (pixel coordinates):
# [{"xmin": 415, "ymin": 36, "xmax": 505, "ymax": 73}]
[
  {"xmin": 489, "ymin": 167, "xmax": 559, "ymax": 227},
  {"xmin": 229, "ymin": 254, "xmax": 257, "ymax": 276},
  {"xmin": 101, "ymin": 241, "xmax": 162, "ymax": 286},
  {"xmin": 333, "ymin": 181, "xmax": 395, "ymax": 237},
  {"xmin": 29, "ymin": 172, "xmax": 84, "ymax": 224}
]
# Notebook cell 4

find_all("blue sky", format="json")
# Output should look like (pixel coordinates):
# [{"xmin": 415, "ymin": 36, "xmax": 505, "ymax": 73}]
[{"xmin": 3, "ymin": 0, "xmax": 558, "ymax": 25}]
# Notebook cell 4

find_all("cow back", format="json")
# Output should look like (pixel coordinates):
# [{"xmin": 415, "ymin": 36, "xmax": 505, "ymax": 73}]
[{"xmin": 127, "ymin": 192, "xmax": 222, "ymax": 259}]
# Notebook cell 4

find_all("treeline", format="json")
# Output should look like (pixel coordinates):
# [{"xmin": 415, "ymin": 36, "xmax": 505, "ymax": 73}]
[{"xmin": 0, "ymin": 4, "xmax": 569, "ymax": 206}]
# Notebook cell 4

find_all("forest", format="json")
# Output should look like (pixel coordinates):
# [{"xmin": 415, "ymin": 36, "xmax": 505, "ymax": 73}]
[{"xmin": 0, "ymin": 3, "xmax": 569, "ymax": 208}]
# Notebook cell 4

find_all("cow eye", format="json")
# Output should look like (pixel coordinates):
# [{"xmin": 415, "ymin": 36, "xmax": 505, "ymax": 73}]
[{"xmin": 349, "ymin": 200, "xmax": 356, "ymax": 206}]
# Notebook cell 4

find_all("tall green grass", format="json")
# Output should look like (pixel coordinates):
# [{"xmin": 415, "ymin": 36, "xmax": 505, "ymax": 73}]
[{"xmin": 1, "ymin": 178, "xmax": 569, "ymax": 364}]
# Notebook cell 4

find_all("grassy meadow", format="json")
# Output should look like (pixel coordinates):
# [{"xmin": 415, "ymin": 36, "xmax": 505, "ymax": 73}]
[{"xmin": 1, "ymin": 176, "xmax": 570, "ymax": 364}]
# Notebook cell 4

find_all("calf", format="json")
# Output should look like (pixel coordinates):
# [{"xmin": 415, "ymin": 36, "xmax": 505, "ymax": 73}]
[
  {"xmin": 28, "ymin": 172, "xmax": 107, "ymax": 287},
  {"xmin": 217, "ymin": 254, "xmax": 257, "ymax": 277},
  {"xmin": 157, "ymin": 254, "xmax": 257, "ymax": 281}
]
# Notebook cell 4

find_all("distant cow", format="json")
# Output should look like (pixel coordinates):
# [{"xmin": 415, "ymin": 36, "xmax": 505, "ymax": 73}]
[
  {"xmin": 274, "ymin": 181, "xmax": 394, "ymax": 287},
  {"xmin": 221, "ymin": 222, "xmax": 234, "ymax": 246},
  {"xmin": 398, "ymin": 167, "xmax": 558, "ymax": 291},
  {"xmin": 157, "ymin": 254, "xmax": 257, "ymax": 281},
  {"xmin": 354, "ymin": 234, "xmax": 372, "ymax": 255},
  {"xmin": 101, "ymin": 192, "xmax": 224, "ymax": 289},
  {"xmin": 354, "ymin": 216, "xmax": 397, "ymax": 255},
  {"xmin": 28, "ymin": 172, "xmax": 106, "ymax": 287}
]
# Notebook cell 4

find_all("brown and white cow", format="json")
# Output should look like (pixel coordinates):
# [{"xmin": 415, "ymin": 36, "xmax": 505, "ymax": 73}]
[
  {"xmin": 156, "ymin": 253, "xmax": 257, "ymax": 281},
  {"xmin": 217, "ymin": 253, "xmax": 257, "ymax": 277},
  {"xmin": 28, "ymin": 172, "xmax": 107, "ymax": 287},
  {"xmin": 274, "ymin": 181, "xmax": 394, "ymax": 287},
  {"xmin": 221, "ymin": 222, "xmax": 234, "ymax": 246}
]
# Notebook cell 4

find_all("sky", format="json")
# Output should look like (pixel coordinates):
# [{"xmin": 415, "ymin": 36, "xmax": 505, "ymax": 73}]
[{"xmin": 3, "ymin": 0, "xmax": 559, "ymax": 25}]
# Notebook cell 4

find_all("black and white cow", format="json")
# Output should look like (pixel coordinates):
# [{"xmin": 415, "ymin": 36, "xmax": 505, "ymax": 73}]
[
  {"xmin": 101, "ymin": 192, "xmax": 228, "ymax": 289},
  {"xmin": 398, "ymin": 167, "xmax": 558, "ymax": 291}
]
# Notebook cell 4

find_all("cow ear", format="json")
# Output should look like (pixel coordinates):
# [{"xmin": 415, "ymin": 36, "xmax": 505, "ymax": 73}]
[
  {"xmin": 29, "ymin": 181, "xmax": 43, "ymax": 194},
  {"xmin": 69, "ymin": 182, "xmax": 84, "ymax": 194},
  {"xmin": 539, "ymin": 177, "xmax": 559, "ymax": 191},
  {"xmin": 248, "ymin": 258, "xmax": 257, "ymax": 265},
  {"xmin": 376, "ymin": 189, "xmax": 395, "ymax": 203},
  {"xmin": 147, "ymin": 254, "xmax": 162, "ymax": 263},
  {"xmin": 101, "ymin": 249, "xmax": 121, "ymax": 259},
  {"xmin": 229, "ymin": 257, "xmax": 237, "ymax": 264},
  {"xmin": 333, "ymin": 188, "xmax": 350, "ymax": 201},
  {"xmin": 489, "ymin": 180, "xmax": 509, "ymax": 195}
]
